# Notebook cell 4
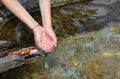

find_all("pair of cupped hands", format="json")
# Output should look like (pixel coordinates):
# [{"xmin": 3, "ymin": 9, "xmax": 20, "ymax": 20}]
[{"xmin": 33, "ymin": 26, "xmax": 57, "ymax": 53}]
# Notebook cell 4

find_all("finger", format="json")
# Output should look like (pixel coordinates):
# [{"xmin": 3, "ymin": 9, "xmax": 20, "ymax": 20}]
[
  {"xmin": 42, "ymin": 43, "xmax": 54, "ymax": 52},
  {"xmin": 45, "ymin": 47, "xmax": 53, "ymax": 53},
  {"xmin": 41, "ymin": 42, "xmax": 53, "ymax": 49},
  {"xmin": 49, "ymin": 35, "xmax": 57, "ymax": 47},
  {"xmin": 42, "ymin": 45, "xmax": 54, "ymax": 52},
  {"xmin": 45, "ymin": 44, "xmax": 55, "ymax": 52},
  {"xmin": 42, "ymin": 38, "xmax": 54, "ymax": 48}
]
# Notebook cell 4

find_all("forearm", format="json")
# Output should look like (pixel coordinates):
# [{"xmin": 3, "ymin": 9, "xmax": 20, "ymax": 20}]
[
  {"xmin": 1, "ymin": 0, "xmax": 39, "ymax": 30},
  {"xmin": 39, "ymin": 0, "xmax": 52, "ymax": 29},
  {"xmin": 0, "ymin": 1, "xmax": 3, "ymax": 7}
]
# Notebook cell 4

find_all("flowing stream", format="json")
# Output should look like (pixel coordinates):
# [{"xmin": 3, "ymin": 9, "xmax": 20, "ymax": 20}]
[{"xmin": 0, "ymin": 0, "xmax": 120, "ymax": 79}]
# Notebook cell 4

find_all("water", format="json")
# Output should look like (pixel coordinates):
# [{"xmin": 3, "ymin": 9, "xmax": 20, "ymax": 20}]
[{"xmin": 0, "ymin": 0, "xmax": 120, "ymax": 79}]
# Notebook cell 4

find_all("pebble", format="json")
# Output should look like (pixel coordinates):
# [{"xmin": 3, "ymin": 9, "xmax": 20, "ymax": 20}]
[
  {"xmin": 0, "ymin": 17, "xmax": 4, "ymax": 22},
  {"xmin": 44, "ymin": 62, "xmax": 49, "ymax": 69}
]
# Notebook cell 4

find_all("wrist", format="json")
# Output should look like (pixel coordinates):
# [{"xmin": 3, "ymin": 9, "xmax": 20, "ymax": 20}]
[
  {"xmin": 32, "ymin": 25, "xmax": 42, "ymax": 33},
  {"xmin": 44, "ymin": 26, "xmax": 53, "ymax": 30}
]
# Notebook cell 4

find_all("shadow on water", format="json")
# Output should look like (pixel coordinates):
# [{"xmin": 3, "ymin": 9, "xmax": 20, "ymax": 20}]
[{"xmin": 0, "ymin": 0, "xmax": 120, "ymax": 79}]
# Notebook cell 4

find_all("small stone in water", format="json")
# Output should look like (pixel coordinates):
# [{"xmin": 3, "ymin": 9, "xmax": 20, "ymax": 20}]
[
  {"xmin": 71, "ymin": 56, "xmax": 79, "ymax": 66},
  {"xmin": 44, "ymin": 62, "xmax": 49, "ymax": 69},
  {"xmin": 102, "ymin": 52, "xmax": 113, "ymax": 57},
  {"xmin": 0, "ymin": 17, "xmax": 4, "ymax": 22}
]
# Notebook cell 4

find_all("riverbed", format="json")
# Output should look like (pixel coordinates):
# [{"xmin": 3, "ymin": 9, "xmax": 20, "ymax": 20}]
[{"xmin": 0, "ymin": 0, "xmax": 120, "ymax": 79}]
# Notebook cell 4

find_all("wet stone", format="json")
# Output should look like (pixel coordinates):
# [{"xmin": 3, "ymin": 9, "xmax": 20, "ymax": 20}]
[
  {"xmin": 71, "ymin": 56, "xmax": 80, "ymax": 66},
  {"xmin": 0, "ymin": 55, "xmax": 25, "ymax": 74},
  {"xmin": 0, "ymin": 17, "xmax": 4, "ymax": 23},
  {"xmin": 0, "ymin": 40, "xmax": 19, "ymax": 57},
  {"xmin": 86, "ymin": 6, "xmax": 108, "ymax": 17},
  {"xmin": 91, "ymin": 0, "xmax": 119, "ymax": 5}
]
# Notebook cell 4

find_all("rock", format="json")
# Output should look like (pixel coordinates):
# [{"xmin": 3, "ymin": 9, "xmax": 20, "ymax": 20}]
[
  {"xmin": 0, "ymin": 40, "xmax": 19, "ymax": 57},
  {"xmin": 0, "ymin": 55, "xmax": 26, "ymax": 74},
  {"xmin": 0, "ymin": 17, "xmax": 4, "ymax": 23},
  {"xmin": 71, "ymin": 56, "xmax": 79, "ymax": 66}
]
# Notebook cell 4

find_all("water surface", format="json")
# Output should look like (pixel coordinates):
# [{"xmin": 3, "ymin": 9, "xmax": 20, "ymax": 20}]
[{"xmin": 0, "ymin": 0, "xmax": 120, "ymax": 79}]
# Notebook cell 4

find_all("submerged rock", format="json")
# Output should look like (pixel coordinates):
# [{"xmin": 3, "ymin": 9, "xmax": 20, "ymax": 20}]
[{"xmin": 0, "ymin": 17, "xmax": 4, "ymax": 23}]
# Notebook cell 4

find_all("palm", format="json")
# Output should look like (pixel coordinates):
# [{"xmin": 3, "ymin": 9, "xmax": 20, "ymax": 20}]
[
  {"xmin": 45, "ymin": 28, "xmax": 57, "ymax": 47},
  {"xmin": 33, "ymin": 27, "xmax": 56, "ymax": 52}
]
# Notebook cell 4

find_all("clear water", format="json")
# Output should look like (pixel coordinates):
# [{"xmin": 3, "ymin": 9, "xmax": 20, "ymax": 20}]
[{"xmin": 0, "ymin": 0, "xmax": 120, "ymax": 79}]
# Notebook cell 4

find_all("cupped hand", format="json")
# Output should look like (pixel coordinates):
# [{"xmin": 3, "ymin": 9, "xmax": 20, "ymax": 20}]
[
  {"xmin": 44, "ymin": 27, "xmax": 57, "ymax": 47},
  {"xmin": 33, "ymin": 26, "xmax": 56, "ymax": 52}
]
